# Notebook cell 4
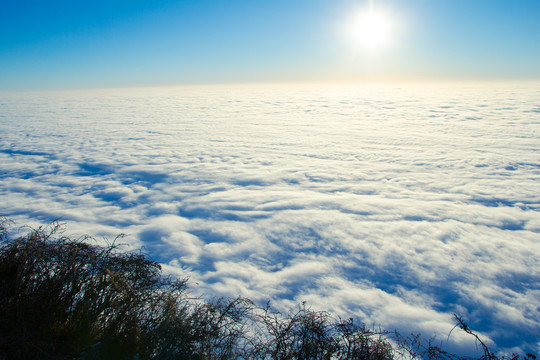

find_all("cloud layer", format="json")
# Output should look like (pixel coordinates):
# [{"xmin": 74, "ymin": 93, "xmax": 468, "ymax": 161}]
[{"xmin": 1, "ymin": 83, "xmax": 539, "ymax": 353}]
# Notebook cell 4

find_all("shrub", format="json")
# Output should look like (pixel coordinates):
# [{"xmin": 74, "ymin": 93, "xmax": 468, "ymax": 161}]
[
  {"xmin": 248, "ymin": 303, "xmax": 392, "ymax": 360},
  {"xmin": 0, "ymin": 220, "xmax": 249, "ymax": 359}
]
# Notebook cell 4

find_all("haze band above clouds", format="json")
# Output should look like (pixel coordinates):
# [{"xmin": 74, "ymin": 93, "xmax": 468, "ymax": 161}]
[{"xmin": 1, "ymin": 83, "xmax": 539, "ymax": 353}]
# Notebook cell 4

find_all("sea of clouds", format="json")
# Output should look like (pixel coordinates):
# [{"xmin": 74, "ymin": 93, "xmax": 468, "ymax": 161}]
[{"xmin": 1, "ymin": 83, "xmax": 539, "ymax": 353}]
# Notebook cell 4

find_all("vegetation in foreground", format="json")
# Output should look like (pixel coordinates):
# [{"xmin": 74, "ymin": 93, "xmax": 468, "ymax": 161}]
[{"xmin": 0, "ymin": 218, "xmax": 536, "ymax": 360}]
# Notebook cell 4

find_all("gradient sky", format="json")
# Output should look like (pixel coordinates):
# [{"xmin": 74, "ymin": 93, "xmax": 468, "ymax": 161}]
[{"xmin": 1, "ymin": 0, "xmax": 540, "ymax": 90}]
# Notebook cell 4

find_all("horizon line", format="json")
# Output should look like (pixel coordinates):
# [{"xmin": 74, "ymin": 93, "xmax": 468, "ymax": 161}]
[{"xmin": 2, "ymin": 77, "xmax": 540, "ymax": 94}]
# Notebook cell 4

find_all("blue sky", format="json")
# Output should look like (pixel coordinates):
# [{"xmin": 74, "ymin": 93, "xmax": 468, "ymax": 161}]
[{"xmin": 1, "ymin": 0, "xmax": 540, "ymax": 90}]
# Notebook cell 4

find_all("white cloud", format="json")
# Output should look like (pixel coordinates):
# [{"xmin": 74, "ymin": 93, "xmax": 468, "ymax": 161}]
[{"xmin": 1, "ymin": 83, "xmax": 539, "ymax": 354}]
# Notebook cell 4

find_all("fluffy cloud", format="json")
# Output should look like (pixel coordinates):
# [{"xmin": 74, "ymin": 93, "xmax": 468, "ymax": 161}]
[{"xmin": 1, "ymin": 83, "xmax": 539, "ymax": 353}]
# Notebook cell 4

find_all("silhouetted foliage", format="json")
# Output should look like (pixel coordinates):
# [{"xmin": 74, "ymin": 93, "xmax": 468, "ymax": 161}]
[
  {"xmin": 0, "ymin": 220, "xmax": 246, "ymax": 359},
  {"xmin": 0, "ymin": 218, "xmax": 536, "ymax": 360},
  {"xmin": 246, "ymin": 303, "xmax": 392, "ymax": 360}
]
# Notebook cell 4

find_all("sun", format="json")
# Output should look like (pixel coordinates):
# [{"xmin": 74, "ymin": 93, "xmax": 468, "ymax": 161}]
[{"xmin": 352, "ymin": 9, "xmax": 390, "ymax": 49}]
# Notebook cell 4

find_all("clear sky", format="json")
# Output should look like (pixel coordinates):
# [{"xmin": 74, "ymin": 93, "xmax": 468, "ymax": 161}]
[{"xmin": 1, "ymin": 0, "xmax": 540, "ymax": 90}]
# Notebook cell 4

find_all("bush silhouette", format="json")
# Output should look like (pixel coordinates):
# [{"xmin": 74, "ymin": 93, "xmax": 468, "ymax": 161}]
[
  {"xmin": 0, "ymin": 220, "xmax": 250, "ymax": 359},
  {"xmin": 0, "ymin": 218, "xmax": 535, "ymax": 360},
  {"xmin": 249, "ymin": 303, "xmax": 392, "ymax": 360}
]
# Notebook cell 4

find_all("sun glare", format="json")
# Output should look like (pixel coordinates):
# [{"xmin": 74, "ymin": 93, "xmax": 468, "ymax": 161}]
[{"xmin": 352, "ymin": 10, "xmax": 390, "ymax": 49}]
